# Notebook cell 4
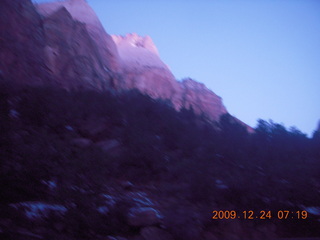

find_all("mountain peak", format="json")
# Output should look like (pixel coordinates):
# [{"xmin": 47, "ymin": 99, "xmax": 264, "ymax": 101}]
[
  {"xmin": 1, "ymin": 0, "xmax": 250, "ymax": 129},
  {"xmin": 112, "ymin": 33, "xmax": 159, "ymax": 56},
  {"xmin": 112, "ymin": 33, "xmax": 168, "ymax": 71}
]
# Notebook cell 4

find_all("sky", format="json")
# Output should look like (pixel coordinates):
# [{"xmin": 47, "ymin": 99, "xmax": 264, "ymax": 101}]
[{"xmin": 35, "ymin": 0, "xmax": 320, "ymax": 136}]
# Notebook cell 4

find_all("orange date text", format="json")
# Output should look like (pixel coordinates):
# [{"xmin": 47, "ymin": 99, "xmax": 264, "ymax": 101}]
[{"xmin": 212, "ymin": 210, "xmax": 308, "ymax": 220}]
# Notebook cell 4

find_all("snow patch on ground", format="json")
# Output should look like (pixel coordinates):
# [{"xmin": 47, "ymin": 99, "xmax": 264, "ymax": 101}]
[
  {"xmin": 303, "ymin": 206, "xmax": 320, "ymax": 216},
  {"xmin": 10, "ymin": 202, "xmax": 67, "ymax": 219}
]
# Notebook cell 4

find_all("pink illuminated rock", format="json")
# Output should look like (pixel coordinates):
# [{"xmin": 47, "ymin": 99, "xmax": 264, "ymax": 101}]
[
  {"xmin": 112, "ymin": 33, "xmax": 166, "ymax": 70},
  {"xmin": 35, "ymin": 0, "xmax": 120, "ymax": 74},
  {"xmin": 180, "ymin": 78, "xmax": 227, "ymax": 121},
  {"xmin": 112, "ymin": 33, "xmax": 228, "ymax": 122},
  {"xmin": 112, "ymin": 33, "xmax": 183, "ymax": 108},
  {"xmin": 1, "ymin": 0, "xmax": 252, "ymax": 130}
]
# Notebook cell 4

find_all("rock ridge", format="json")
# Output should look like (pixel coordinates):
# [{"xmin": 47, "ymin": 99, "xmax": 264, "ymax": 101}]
[
  {"xmin": 1, "ymin": 0, "xmax": 250, "ymax": 127},
  {"xmin": 34, "ymin": 0, "xmax": 231, "ymax": 122}
]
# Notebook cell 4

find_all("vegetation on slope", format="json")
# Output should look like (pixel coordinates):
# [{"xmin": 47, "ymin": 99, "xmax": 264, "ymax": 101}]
[{"xmin": 0, "ymin": 83, "xmax": 319, "ymax": 239}]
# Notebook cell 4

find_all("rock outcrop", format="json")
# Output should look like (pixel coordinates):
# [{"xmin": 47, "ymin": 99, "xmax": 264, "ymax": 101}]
[
  {"xmin": 36, "ymin": 0, "xmax": 121, "ymax": 90},
  {"xmin": 35, "ymin": 0, "xmax": 231, "ymax": 122},
  {"xmin": 0, "ymin": 0, "xmax": 49, "ymax": 85},
  {"xmin": 112, "ymin": 33, "xmax": 183, "ymax": 109},
  {"xmin": 35, "ymin": 0, "xmax": 120, "ymax": 73},
  {"xmin": 111, "ymin": 33, "xmax": 228, "ymax": 121},
  {"xmin": 0, "ymin": 0, "xmax": 117, "ymax": 90},
  {"xmin": 42, "ymin": 6, "xmax": 112, "ymax": 89},
  {"xmin": 1, "ymin": 0, "xmax": 250, "ymax": 127},
  {"xmin": 127, "ymin": 207, "xmax": 163, "ymax": 227},
  {"xmin": 180, "ymin": 78, "xmax": 227, "ymax": 120}
]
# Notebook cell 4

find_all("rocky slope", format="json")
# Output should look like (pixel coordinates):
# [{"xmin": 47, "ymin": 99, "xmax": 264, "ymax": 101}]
[
  {"xmin": 1, "ymin": 86, "xmax": 319, "ymax": 239},
  {"xmin": 1, "ymin": 0, "xmax": 244, "ymax": 124}
]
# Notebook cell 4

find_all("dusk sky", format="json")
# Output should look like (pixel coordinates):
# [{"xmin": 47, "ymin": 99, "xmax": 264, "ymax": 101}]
[{"xmin": 35, "ymin": 0, "xmax": 320, "ymax": 136}]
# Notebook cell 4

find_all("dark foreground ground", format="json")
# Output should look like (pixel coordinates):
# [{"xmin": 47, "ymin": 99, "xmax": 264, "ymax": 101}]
[{"xmin": 1, "ymin": 84, "xmax": 320, "ymax": 240}]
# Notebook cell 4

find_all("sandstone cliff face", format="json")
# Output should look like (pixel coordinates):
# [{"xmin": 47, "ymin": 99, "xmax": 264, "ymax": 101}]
[
  {"xmin": 180, "ymin": 78, "xmax": 227, "ymax": 120},
  {"xmin": 1, "ymin": 0, "xmax": 246, "ymax": 126},
  {"xmin": 0, "ymin": 0, "xmax": 116, "ymax": 90},
  {"xmin": 35, "ymin": 0, "xmax": 120, "ymax": 73},
  {"xmin": 0, "ymin": 0, "xmax": 49, "ymax": 85},
  {"xmin": 112, "ymin": 33, "xmax": 183, "ymax": 109},
  {"xmin": 111, "ymin": 33, "xmax": 228, "ymax": 121},
  {"xmin": 42, "ymin": 6, "xmax": 112, "ymax": 90}
]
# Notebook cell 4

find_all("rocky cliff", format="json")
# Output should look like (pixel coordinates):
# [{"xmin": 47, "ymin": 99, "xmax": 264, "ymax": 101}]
[
  {"xmin": 0, "ymin": 0, "xmax": 49, "ymax": 85},
  {"xmin": 1, "ymin": 0, "xmax": 245, "ymax": 125},
  {"xmin": 180, "ymin": 78, "xmax": 227, "ymax": 120},
  {"xmin": 0, "ymin": 0, "xmax": 117, "ymax": 90},
  {"xmin": 111, "ymin": 33, "xmax": 228, "ymax": 121},
  {"xmin": 36, "ymin": 0, "xmax": 120, "ymax": 74},
  {"xmin": 112, "ymin": 33, "xmax": 183, "ymax": 109}
]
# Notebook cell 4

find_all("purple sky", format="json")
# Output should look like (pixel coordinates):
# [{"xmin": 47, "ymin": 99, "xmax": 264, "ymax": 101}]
[{"xmin": 34, "ymin": 0, "xmax": 320, "ymax": 136}]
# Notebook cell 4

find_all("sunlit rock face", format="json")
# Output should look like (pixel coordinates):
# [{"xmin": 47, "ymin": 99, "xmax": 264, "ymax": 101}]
[
  {"xmin": 35, "ymin": 0, "xmax": 120, "ymax": 74},
  {"xmin": 111, "ymin": 33, "xmax": 228, "ymax": 122},
  {"xmin": 112, "ymin": 33, "xmax": 183, "ymax": 108},
  {"xmin": 180, "ymin": 78, "xmax": 227, "ymax": 121},
  {"xmin": 42, "ymin": 7, "xmax": 115, "ymax": 90},
  {"xmin": 112, "ymin": 33, "xmax": 163, "ymax": 68},
  {"xmin": 1, "ymin": 0, "xmax": 248, "ymax": 126}
]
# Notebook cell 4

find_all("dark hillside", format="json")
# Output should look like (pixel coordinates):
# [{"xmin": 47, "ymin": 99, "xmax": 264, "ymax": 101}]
[{"xmin": 0, "ymin": 84, "xmax": 319, "ymax": 239}]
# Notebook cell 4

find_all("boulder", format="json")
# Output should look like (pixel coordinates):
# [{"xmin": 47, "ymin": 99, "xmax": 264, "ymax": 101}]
[{"xmin": 127, "ymin": 207, "xmax": 162, "ymax": 227}]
